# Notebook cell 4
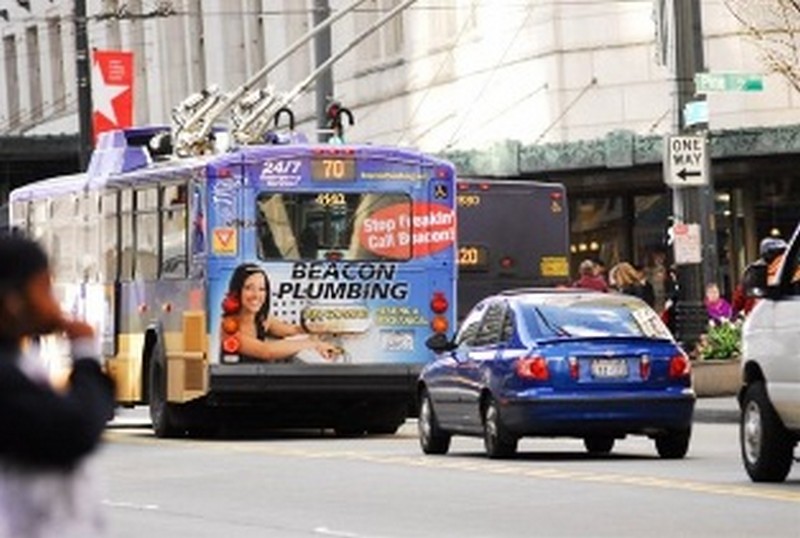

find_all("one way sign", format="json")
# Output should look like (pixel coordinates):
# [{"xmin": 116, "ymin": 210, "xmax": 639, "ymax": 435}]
[{"xmin": 663, "ymin": 135, "xmax": 709, "ymax": 188}]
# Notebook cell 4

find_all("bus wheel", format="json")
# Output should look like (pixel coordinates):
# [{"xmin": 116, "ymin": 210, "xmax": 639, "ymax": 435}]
[
  {"xmin": 334, "ymin": 424, "xmax": 367, "ymax": 437},
  {"xmin": 149, "ymin": 352, "xmax": 183, "ymax": 438},
  {"xmin": 366, "ymin": 403, "xmax": 407, "ymax": 435}
]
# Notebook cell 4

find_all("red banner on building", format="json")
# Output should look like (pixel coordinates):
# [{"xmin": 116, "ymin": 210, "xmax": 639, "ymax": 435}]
[{"xmin": 91, "ymin": 49, "xmax": 134, "ymax": 143}]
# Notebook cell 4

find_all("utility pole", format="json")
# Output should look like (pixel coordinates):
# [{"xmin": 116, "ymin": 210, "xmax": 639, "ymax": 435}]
[
  {"xmin": 74, "ymin": 0, "xmax": 93, "ymax": 170},
  {"xmin": 670, "ymin": 0, "xmax": 718, "ymax": 348},
  {"xmin": 313, "ymin": 0, "xmax": 334, "ymax": 142}
]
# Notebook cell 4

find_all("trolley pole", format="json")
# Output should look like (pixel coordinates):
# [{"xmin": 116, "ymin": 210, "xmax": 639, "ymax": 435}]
[
  {"xmin": 670, "ymin": 0, "xmax": 718, "ymax": 349},
  {"xmin": 74, "ymin": 0, "xmax": 93, "ymax": 170},
  {"xmin": 313, "ymin": 0, "xmax": 334, "ymax": 142}
]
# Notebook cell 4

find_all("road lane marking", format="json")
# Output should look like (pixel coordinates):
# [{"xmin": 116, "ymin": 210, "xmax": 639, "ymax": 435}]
[
  {"xmin": 104, "ymin": 430, "xmax": 800, "ymax": 505},
  {"xmin": 314, "ymin": 527, "xmax": 379, "ymax": 538},
  {"xmin": 102, "ymin": 500, "xmax": 160, "ymax": 511}
]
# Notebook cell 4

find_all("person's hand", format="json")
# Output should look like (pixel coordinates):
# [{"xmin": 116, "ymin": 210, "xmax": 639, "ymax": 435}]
[
  {"xmin": 60, "ymin": 319, "xmax": 95, "ymax": 340},
  {"xmin": 314, "ymin": 341, "xmax": 339, "ymax": 361}
]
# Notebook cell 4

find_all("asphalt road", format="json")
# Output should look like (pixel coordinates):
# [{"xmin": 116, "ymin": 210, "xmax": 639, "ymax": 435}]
[{"xmin": 98, "ymin": 414, "xmax": 799, "ymax": 538}]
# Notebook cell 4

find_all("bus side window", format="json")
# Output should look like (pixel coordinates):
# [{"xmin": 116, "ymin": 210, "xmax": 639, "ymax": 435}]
[
  {"xmin": 101, "ymin": 192, "xmax": 119, "ymax": 282},
  {"xmin": 134, "ymin": 188, "xmax": 159, "ymax": 281},
  {"xmin": 50, "ymin": 195, "xmax": 78, "ymax": 283},
  {"xmin": 11, "ymin": 200, "xmax": 29, "ymax": 232},
  {"xmin": 78, "ymin": 193, "xmax": 100, "ymax": 283},
  {"xmin": 161, "ymin": 184, "xmax": 188, "ymax": 278},
  {"xmin": 120, "ymin": 190, "xmax": 134, "ymax": 281},
  {"xmin": 30, "ymin": 199, "xmax": 49, "ymax": 251}
]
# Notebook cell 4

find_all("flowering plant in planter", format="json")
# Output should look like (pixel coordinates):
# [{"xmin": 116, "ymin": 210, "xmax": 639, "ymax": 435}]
[{"xmin": 693, "ymin": 318, "xmax": 743, "ymax": 361}]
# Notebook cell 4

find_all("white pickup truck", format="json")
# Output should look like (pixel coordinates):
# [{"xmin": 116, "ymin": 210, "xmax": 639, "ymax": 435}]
[{"xmin": 740, "ymin": 224, "xmax": 800, "ymax": 482}]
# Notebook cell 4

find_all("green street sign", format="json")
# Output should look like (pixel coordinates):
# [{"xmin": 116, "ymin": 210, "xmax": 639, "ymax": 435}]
[{"xmin": 695, "ymin": 72, "xmax": 764, "ymax": 93}]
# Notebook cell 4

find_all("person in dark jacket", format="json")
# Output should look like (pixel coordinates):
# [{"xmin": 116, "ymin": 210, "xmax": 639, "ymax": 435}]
[
  {"xmin": 0, "ymin": 234, "xmax": 115, "ymax": 537},
  {"xmin": 610, "ymin": 261, "xmax": 656, "ymax": 307}
]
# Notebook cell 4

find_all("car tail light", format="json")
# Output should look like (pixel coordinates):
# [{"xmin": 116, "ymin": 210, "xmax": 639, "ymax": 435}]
[
  {"xmin": 517, "ymin": 356, "xmax": 549, "ymax": 381},
  {"xmin": 639, "ymin": 356, "xmax": 651, "ymax": 380},
  {"xmin": 668, "ymin": 353, "xmax": 691, "ymax": 379},
  {"xmin": 568, "ymin": 357, "xmax": 579, "ymax": 379}
]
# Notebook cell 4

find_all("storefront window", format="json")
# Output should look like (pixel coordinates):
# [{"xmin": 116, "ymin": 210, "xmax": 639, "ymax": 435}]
[{"xmin": 568, "ymin": 196, "xmax": 625, "ymax": 280}]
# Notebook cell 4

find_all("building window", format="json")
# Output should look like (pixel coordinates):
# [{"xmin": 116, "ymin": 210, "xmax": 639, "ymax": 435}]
[
  {"xmin": 355, "ymin": 0, "xmax": 405, "ymax": 63},
  {"xmin": 3, "ymin": 35, "xmax": 20, "ymax": 130},
  {"xmin": 26, "ymin": 26, "xmax": 43, "ymax": 124},
  {"xmin": 47, "ymin": 18, "xmax": 66, "ymax": 114}
]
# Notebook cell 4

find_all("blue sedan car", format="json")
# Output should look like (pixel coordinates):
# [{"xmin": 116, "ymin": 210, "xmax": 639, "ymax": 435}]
[{"xmin": 418, "ymin": 289, "xmax": 695, "ymax": 459}]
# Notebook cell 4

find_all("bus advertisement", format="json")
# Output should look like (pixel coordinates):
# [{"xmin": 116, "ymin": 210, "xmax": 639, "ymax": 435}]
[
  {"xmin": 456, "ymin": 179, "xmax": 570, "ymax": 319},
  {"xmin": 10, "ymin": 129, "xmax": 457, "ymax": 437}
]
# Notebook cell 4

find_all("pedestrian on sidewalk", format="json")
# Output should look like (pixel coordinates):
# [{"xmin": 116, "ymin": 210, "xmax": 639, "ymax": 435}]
[
  {"xmin": 0, "ymin": 233, "xmax": 115, "ymax": 538},
  {"xmin": 572, "ymin": 259, "xmax": 608, "ymax": 292}
]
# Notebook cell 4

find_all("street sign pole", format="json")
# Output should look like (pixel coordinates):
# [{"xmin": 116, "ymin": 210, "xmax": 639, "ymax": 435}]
[{"xmin": 668, "ymin": 0, "xmax": 718, "ymax": 350}]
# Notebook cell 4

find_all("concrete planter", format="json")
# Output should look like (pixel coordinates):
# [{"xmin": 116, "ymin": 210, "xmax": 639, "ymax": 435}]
[{"xmin": 691, "ymin": 358, "xmax": 742, "ymax": 397}]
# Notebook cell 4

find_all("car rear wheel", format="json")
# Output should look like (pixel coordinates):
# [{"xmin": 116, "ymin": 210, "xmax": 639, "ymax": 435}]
[
  {"xmin": 583, "ymin": 436, "xmax": 615, "ymax": 455},
  {"xmin": 740, "ymin": 382, "xmax": 794, "ymax": 482},
  {"xmin": 483, "ymin": 398, "xmax": 518, "ymax": 459},
  {"xmin": 654, "ymin": 428, "xmax": 691, "ymax": 459},
  {"xmin": 418, "ymin": 390, "xmax": 451, "ymax": 455}
]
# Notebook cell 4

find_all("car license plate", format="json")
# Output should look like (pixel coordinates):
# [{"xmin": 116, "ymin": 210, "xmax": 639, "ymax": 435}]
[{"xmin": 590, "ymin": 358, "xmax": 628, "ymax": 378}]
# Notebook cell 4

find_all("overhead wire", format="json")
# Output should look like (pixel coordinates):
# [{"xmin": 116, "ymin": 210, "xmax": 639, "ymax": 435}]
[
  {"xmin": 394, "ymin": 0, "xmax": 478, "ymax": 145},
  {"xmin": 442, "ymin": 2, "xmax": 538, "ymax": 150},
  {"xmin": 444, "ymin": 81, "xmax": 548, "ymax": 148},
  {"xmin": 533, "ymin": 77, "xmax": 597, "ymax": 144}
]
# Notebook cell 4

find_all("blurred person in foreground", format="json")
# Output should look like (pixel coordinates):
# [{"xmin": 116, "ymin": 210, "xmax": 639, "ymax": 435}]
[{"xmin": 0, "ymin": 234, "xmax": 115, "ymax": 538}]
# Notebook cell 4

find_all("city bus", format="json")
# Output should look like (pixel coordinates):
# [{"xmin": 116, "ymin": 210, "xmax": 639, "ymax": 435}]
[
  {"xmin": 456, "ymin": 179, "xmax": 570, "ymax": 319},
  {"xmin": 9, "ymin": 126, "xmax": 457, "ymax": 437}
]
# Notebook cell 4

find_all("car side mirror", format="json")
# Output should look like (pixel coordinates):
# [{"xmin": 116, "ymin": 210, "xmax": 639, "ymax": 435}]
[
  {"xmin": 743, "ymin": 260, "xmax": 769, "ymax": 298},
  {"xmin": 426, "ymin": 333, "xmax": 456, "ymax": 353}
]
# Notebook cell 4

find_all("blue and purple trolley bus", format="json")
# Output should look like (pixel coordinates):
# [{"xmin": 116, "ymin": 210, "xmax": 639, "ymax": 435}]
[{"xmin": 9, "ymin": 127, "xmax": 457, "ymax": 436}]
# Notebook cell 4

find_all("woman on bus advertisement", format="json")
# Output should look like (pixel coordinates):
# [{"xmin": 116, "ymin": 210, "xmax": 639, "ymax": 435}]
[
  {"xmin": 220, "ymin": 263, "xmax": 339, "ymax": 363},
  {"xmin": 214, "ymin": 191, "xmax": 457, "ymax": 366}
]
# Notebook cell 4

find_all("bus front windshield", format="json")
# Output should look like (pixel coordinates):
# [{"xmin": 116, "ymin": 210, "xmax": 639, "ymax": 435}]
[{"xmin": 256, "ymin": 192, "xmax": 412, "ymax": 262}]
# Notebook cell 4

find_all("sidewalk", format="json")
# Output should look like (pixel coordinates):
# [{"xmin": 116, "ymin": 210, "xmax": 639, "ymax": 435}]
[{"xmin": 694, "ymin": 395, "xmax": 739, "ymax": 424}]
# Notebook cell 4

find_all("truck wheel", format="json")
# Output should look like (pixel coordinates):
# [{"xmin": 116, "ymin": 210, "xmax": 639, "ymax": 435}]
[{"xmin": 740, "ymin": 382, "xmax": 794, "ymax": 482}]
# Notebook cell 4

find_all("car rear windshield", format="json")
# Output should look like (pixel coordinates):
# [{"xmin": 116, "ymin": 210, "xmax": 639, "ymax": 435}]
[{"xmin": 520, "ymin": 300, "xmax": 672, "ymax": 340}]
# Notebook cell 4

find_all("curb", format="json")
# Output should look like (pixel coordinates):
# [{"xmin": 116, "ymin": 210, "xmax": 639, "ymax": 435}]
[{"xmin": 694, "ymin": 397, "xmax": 739, "ymax": 424}]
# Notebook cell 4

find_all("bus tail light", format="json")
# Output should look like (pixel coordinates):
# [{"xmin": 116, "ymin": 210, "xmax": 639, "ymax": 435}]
[
  {"xmin": 431, "ymin": 316, "xmax": 449, "ymax": 334},
  {"xmin": 222, "ymin": 294, "xmax": 240, "ymax": 315},
  {"xmin": 222, "ymin": 316, "xmax": 239, "ymax": 335},
  {"xmin": 430, "ymin": 292, "xmax": 448, "ymax": 314},
  {"xmin": 500, "ymin": 256, "xmax": 515, "ymax": 269},
  {"xmin": 516, "ymin": 356, "xmax": 549, "ymax": 381},
  {"xmin": 222, "ymin": 335, "xmax": 240, "ymax": 354},
  {"xmin": 668, "ymin": 353, "xmax": 691, "ymax": 380}
]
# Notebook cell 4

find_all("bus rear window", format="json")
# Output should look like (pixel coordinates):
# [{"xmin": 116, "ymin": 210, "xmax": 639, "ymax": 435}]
[{"xmin": 256, "ymin": 192, "xmax": 412, "ymax": 261}]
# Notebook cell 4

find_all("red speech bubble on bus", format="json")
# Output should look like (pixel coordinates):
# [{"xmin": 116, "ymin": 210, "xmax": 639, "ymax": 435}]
[{"xmin": 359, "ymin": 202, "xmax": 455, "ymax": 259}]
